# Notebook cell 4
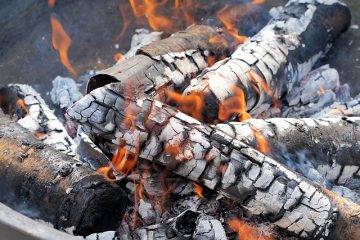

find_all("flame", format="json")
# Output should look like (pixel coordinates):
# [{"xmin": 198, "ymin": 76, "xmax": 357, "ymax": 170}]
[
  {"xmin": 250, "ymin": 126, "xmax": 268, "ymax": 154},
  {"xmin": 252, "ymin": 0, "xmax": 266, "ymax": 4},
  {"xmin": 247, "ymin": 70, "xmax": 271, "ymax": 96},
  {"xmin": 114, "ymin": 52, "xmax": 123, "ymax": 62},
  {"xmin": 16, "ymin": 99, "xmax": 29, "ymax": 114},
  {"xmin": 115, "ymin": 4, "xmax": 131, "ymax": 42},
  {"xmin": 48, "ymin": 0, "xmax": 56, "ymax": 9},
  {"xmin": 217, "ymin": 5, "xmax": 248, "ymax": 44},
  {"xmin": 165, "ymin": 90, "xmax": 204, "ymax": 121},
  {"xmin": 209, "ymin": 36, "xmax": 228, "ymax": 48},
  {"xmin": 192, "ymin": 182, "xmax": 204, "ymax": 198},
  {"xmin": 227, "ymin": 219, "xmax": 273, "ymax": 240},
  {"xmin": 218, "ymin": 86, "xmax": 251, "ymax": 122},
  {"xmin": 319, "ymin": 86, "xmax": 325, "ymax": 95},
  {"xmin": 50, "ymin": 15, "xmax": 77, "ymax": 76}
]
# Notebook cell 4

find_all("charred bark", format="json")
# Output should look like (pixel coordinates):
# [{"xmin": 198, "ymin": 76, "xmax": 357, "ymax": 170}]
[
  {"xmin": 0, "ymin": 114, "xmax": 129, "ymax": 236},
  {"xmin": 67, "ymin": 85, "xmax": 360, "ymax": 239},
  {"xmin": 86, "ymin": 25, "xmax": 227, "ymax": 100},
  {"xmin": 182, "ymin": 0, "xmax": 351, "ymax": 122},
  {"xmin": 214, "ymin": 117, "xmax": 360, "ymax": 187}
]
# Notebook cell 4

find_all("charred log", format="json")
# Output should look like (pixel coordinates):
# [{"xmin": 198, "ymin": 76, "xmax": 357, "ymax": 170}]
[
  {"xmin": 68, "ymin": 86, "xmax": 360, "ymax": 239},
  {"xmin": 0, "ymin": 113, "xmax": 129, "ymax": 236},
  {"xmin": 182, "ymin": 0, "xmax": 351, "ymax": 122},
  {"xmin": 214, "ymin": 117, "xmax": 360, "ymax": 187},
  {"xmin": 86, "ymin": 25, "xmax": 227, "ymax": 99}
]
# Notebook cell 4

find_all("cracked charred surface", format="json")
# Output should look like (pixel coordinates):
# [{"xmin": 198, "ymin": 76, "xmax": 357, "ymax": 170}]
[
  {"xmin": 0, "ymin": 114, "xmax": 129, "ymax": 236},
  {"xmin": 86, "ymin": 25, "xmax": 228, "ymax": 100},
  {"xmin": 67, "ymin": 84, "xmax": 360, "ymax": 239},
  {"xmin": 214, "ymin": 117, "xmax": 360, "ymax": 187},
  {"xmin": 182, "ymin": 0, "xmax": 351, "ymax": 122}
]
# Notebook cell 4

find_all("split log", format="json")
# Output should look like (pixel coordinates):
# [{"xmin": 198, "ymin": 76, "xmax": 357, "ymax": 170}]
[
  {"xmin": 67, "ymin": 86, "xmax": 360, "ymax": 239},
  {"xmin": 86, "ymin": 25, "xmax": 227, "ymax": 99},
  {"xmin": 182, "ymin": 0, "xmax": 351, "ymax": 122},
  {"xmin": 214, "ymin": 117, "xmax": 360, "ymax": 187},
  {"xmin": 0, "ymin": 113, "xmax": 129, "ymax": 236}
]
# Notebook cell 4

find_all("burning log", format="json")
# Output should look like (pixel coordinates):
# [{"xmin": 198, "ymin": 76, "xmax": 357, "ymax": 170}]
[
  {"xmin": 68, "ymin": 86, "xmax": 360, "ymax": 239},
  {"xmin": 182, "ymin": 0, "xmax": 351, "ymax": 122},
  {"xmin": 0, "ymin": 113, "xmax": 129, "ymax": 236},
  {"xmin": 0, "ymin": 84, "xmax": 77, "ymax": 156},
  {"xmin": 311, "ymin": 96, "xmax": 360, "ymax": 118},
  {"xmin": 214, "ymin": 117, "xmax": 360, "ymax": 187},
  {"xmin": 86, "ymin": 25, "xmax": 227, "ymax": 99}
]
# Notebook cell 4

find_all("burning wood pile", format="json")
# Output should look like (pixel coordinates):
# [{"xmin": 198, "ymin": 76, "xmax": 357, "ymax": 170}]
[{"xmin": 0, "ymin": 0, "xmax": 359, "ymax": 239}]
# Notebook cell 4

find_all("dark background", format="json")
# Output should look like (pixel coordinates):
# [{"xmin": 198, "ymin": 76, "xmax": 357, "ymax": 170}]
[{"xmin": 0, "ymin": 0, "xmax": 358, "ymax": 96}]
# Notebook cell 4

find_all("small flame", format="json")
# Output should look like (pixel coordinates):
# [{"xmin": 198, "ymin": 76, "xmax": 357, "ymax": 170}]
[
  {"xmin": 34, "ymin": 131, "xmax": 45, "ymax": 138},
  {"xmin": 319, "ymin": 86, "xmax": 325, "ymax": 95},
  {"xmin": 192, "ymin": 182, "xmax": 204, "ymax": 198},
  {"xmin": 227, "ymin": 219, "xmax": 273, "ymax": 240},
  {"xmin": 48, "ymin": 0, "xmax": 56, "ymax": 9},
  {"xmin": 165, "ymin": 90, "xmax": 204, "ymax": 121},
  {"xmin": 250, "ymin": 126, "xmax": 269, "ymax": 154},
  {"xmin": 50, "ymin": 15, "xmax": 77, "ymax": 76},
  {"xmin": 218, "ymin": 86, "xmax": 251, "ymax": 122},
  {"xmin": 247, "ymin": 70, "xmax": 271, "ymax": 96},
  {"xmin": 114, "ymin": 52, "xmax": 123, "ymax": 62},
  {"xmin": 16, "ymin": 99, "xmax": 29, "ymax": 114},
  {"xmin": 115, "ymin": 4, "xmax": 131, "ymax": 42},
  {"xmin": 217, "ymin": 5, "xmax": 248, "ymax": 44}
]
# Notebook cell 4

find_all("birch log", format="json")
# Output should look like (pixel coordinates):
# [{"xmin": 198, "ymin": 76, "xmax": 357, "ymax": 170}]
[
  {"xmin": 67, "ymin": 85, "xmax": 360, "ymax": 239},
  {"xmin": 214, "ymin": 117, "xmax": 360, "ymax": 187},
  {"xmin": 182, "ymin": 0, "xmax": 351, "ymax": 122},
  {"xmin": 86, "ymin": 25, "xmax": 227, "ymax": 100},
  {"xmin": 0, "ymin": 114, "xmax": 128, "ymax": 236}
]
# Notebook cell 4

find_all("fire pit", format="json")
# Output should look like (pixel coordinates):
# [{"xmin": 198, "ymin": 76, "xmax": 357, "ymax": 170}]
[{"xmin": 0, "ymin": 0, "xmax": 360, "ymax": 239}]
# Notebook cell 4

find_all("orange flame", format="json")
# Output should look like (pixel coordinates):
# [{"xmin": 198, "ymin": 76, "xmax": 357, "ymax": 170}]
[
  {"xmin": 319, "ymin": 86, "xmax": 325, "ymax": 95},
  {"xmin": 218, "ymin": 86, "xmax": 251, "ymax": 122},
  {"xmin": 250, "ymin": 126, "xmax": 269, "ymax": 154},
  {"xmin": 48, "ymin": 0, "xmax": 56, "ymax": 9},
  {"xmin": 114, "ymin": 52, "xmax": 123, "ymax": 62},
  {"xmin": 217, "ymin": 5, "xmax": 248, "ymax": 44},
  {"xmin": 252, "ymin": 0, "xmax": 266, "ymax": 4},
  {"xmin": 247, "ymin": 70, "xmax": 271, "ymax": 96},
  {"xmin": 16, "ymin": 99, "xmax": 29, "ymax": 114},
  {"xmin": 227, "ymin": 219, "xmax": 273, "ymax": 240},
  {"xmin": 192, "ymin": 182, "xmax": 204, "ymax": 198},
  {"xmin": 165, "ymin": 90, "xmax": 204, "ymax": 121},
  {"xmin": 50, "ymin": 15, "xmax": 77, "ymax": 76}
]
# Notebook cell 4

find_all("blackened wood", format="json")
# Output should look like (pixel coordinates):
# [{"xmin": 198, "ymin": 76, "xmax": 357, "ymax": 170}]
[{"xmin": 0, "ymin": 114, "xmax": 129, "ymax": 236}]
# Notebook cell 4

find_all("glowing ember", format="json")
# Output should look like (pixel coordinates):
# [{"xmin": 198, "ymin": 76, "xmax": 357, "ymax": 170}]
[
  {"xmin": 250, "ymin": 125, "xmax": 269, "ymax": 154},
  {"xmin": 227, "ymin": 219, "xmax": 273, "ymax": 240},
  {"xmin": 192, "ymin": 182, "xmax": 204, "ymax": 198},
  {"xmin": 218, "ymin": 86, "xmax": 251, "ymax": 122},
  {"xmin": 247, "ymin": 70, "xmax": 271, "ymax": 95},
  {"xmin": 165, "ymin": 90, "xmax": 204, "ymax": 121},
  {"xmin": 252, "ymin": 0, "xmax": 266, "ymax": 4},
  {"xmin": 114, "ymin": 52, "xmax": 123, "ymax": 62},
  {"xmin": 16, "ymin": 99, "xmax": 29, "ymax": 114},
  {"xmin": 319, "ymin": 86, "xmax": 325, "ymax": 95},
  {"xmin": 217, "ymin": 5, "xmax": 248, "ymax": 44},
  {"xmin": 50, "ymin": 15, "xmax": 77, "ymax": 77}
]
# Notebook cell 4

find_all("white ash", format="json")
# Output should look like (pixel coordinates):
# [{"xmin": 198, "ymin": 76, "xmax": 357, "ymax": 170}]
[
  {"xmin": 85, "ymin": 231, "xmax": 118, "ymax": 240},
  {"xmin": 50, "ymin": 76, "xmax": 83, "ymax": 109},
  {"xmin": 119, "ymin": 29, "xmax": 162, "ymax": 61}
]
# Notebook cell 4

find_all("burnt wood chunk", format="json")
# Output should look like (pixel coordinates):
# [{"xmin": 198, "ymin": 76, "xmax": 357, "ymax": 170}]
[
  {"xmin": 0, "ymin": 114, "xmax": 129, "ymax": 236},
  {"xmin": 183, "ymin": 0, "xmax": 351, "ymax": 122}
]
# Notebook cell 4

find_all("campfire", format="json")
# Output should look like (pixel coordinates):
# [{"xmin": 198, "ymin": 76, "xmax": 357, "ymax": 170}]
[{"xmin": 1, "ymin": 0, "xmax": 359, "ymax": 239}]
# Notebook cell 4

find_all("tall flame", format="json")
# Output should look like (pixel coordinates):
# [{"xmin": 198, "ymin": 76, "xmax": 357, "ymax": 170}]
[
  {"xmin": 227, "ymin": 219, "xmax": 273, "ymax": 240},
  {"xmin": 218, "ymin": 86, "xmax": 251, "ymax": 122},
  {"xmin": 50, "ymin": 15, "xmax": 77, "ymax": 76},
  {"xmin": 165, "ymin": 90, "xmax": 204, "ymax": 121}
]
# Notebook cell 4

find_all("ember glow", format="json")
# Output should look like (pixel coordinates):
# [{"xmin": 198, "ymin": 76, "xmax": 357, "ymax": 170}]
[
  {"xmin": 50, "ymin": 15, "xmax": 77, "ymax": 77},
  {"xmin": 218, "ymin": 86, "xmax": 251, "ymax": 122},
  {"xmin": 250, "ymin": 125, "xmax": 269, "ymax": 154},
  {"xmin": 247, "ymin": 70, "xmax": 271, "ymax": 95},
  {"xmin": 227, "ymin": 219, "xmax": 273, "ymax": 240},
  {"xmin": 16, "ymin": 99, "xmax": 29, "ymax": 114},
  {"xmin": 192, "ymin": 182, "xmax": 204, "ymax": 198},
  {"xmin": 165, "ymin": 90, "xmax": 204, "ymax": 121},
  {"xmin": 114, "ymin": 52, "xmax": 123, "ymax": 62},
  {"xmin": 319, "ymin": 86, "xmax": 326, "ymax": 95}
]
